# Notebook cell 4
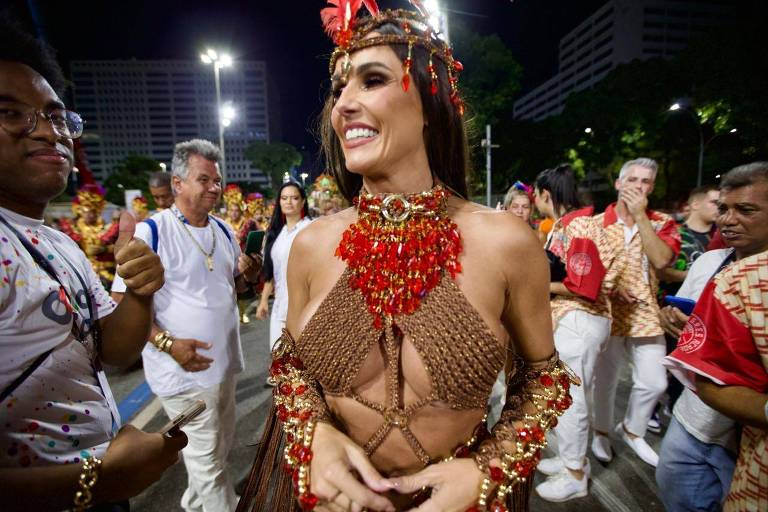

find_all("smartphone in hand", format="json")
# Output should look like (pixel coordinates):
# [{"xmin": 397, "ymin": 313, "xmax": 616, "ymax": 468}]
[
  {"xmin": 245, "ymin": 230, "xmax": 265, "ymax": 258},
  {"xmin": 664, "ymin": 295, "xmax": 697, "ymax": 316},
  {"xmin": 158, "ymin": 400, "xmax": 206, "ymax": 435}
]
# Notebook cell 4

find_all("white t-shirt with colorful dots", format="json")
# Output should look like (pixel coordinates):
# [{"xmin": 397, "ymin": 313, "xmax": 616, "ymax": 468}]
[{"xmin": 0, "ymin": 206, "xmax": 118, "ymax": 467}]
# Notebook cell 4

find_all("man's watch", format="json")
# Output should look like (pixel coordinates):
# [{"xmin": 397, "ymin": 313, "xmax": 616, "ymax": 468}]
[{"xmin": 152, "ymin": 331, "xmax": 175, "ymax": 353}]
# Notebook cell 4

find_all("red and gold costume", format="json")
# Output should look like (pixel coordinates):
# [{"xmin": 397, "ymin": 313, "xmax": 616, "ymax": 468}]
[
  {"xmin": 67, "ymin": 184, "xmax": 117, "ymax": 284},
  {"xmin": 310, "ymin": 173, "xmax": 347, "ymax": 216},
  {"xmin": 239, "ymin": 186, "xmax": 576, "ymax": 511},
  {"xmin": 594, "ymin": 203, "xmax": 681, "ymax": 337},
  {"xmin": 666, "ymin": 250, "xmax": 768, "ymax": 512},
  {"xmin": 131, "ymin": 195, "xmax": 149, "ymax": 221}
]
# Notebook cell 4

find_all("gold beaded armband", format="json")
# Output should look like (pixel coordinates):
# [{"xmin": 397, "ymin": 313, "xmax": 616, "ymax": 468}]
[
  {"xmin": 269, "ymin": 330, "xmax": 331, "ymax": 511},
  {"xmin": 152, "ymin": 331, "xmax": 175, "ymax": 353},
  {"xmin": 73, "ymin": 456, "xmax": 103, "ymax": 512},
  {"xmin": 467, "ymin": 353, "xmax": 579, "ymax": 512}
]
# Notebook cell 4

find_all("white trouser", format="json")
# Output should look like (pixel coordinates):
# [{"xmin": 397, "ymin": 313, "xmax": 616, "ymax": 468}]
[
  {"xmin": 553, "ymin": 310, "xmax": 611, "ymax": 470},
  {"xmin": 269, "ymin": 309, "xmax": 285, "ymax": 350},
  {"xmin": 593, "ymin": 335, "xmax": 667, "ymax": 438},
  {"xmin": 160, "ymin": 376, "xmax": 238, "ymax": 512}
]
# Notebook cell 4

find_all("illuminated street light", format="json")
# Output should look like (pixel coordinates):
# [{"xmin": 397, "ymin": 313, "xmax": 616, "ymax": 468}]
[
  {"xmin": 159, "ymin": 162, "xmax": 167, "ymax": 172},
  {"xmin": 423, "ymin": 0, "xmax": 450, "ymax": 42},
  {"xmin": 668, "ymin": 101, "xmax": 739, "ymax": 186},
  {"xmin": 220, "ymin": 102, "xmax": 236, "ymax": 128},
  {"xmin": 201, "ymin": 48, "xmax": 234, "ymax": 187},
  {"xmin": 584, "ymin": 127, "xmax": 593, "ymax": 134},
  {"xmin": 300, "ymin": 172, "xmax": 309, "ymax": 187}
]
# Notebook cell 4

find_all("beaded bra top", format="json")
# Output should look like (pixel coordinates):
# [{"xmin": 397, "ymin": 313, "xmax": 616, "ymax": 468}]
[{"xmin": 293, "ymin": 187, "xmax": 506, "ymax": 465}]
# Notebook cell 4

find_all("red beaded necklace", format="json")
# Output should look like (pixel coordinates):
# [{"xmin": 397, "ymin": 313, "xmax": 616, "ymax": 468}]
[{"xmin": 335, "ymin": 184, "xmax": 463, "ymax": 329}]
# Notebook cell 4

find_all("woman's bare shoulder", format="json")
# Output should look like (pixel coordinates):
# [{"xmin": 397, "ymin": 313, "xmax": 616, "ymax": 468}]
[
  {"xmin": 452, "ymin": 199, "xmax": 540, "ymax": 252},
  {"xmin": 292, "ymin": 208, "xmax": 356, "ymax": 256}
]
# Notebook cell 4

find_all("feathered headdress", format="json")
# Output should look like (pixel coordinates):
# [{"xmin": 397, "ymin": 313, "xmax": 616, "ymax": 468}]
[
  {"xmin": 223, "ymin": 183, "xmax": 244, "ymax": 209},
  {"xmin": 76, "ymin": 183, "xmax": 106, "ymax": 213},
  {"xmin": 320, "ymin": 0, "xmax": 464, "ymax": 114}
]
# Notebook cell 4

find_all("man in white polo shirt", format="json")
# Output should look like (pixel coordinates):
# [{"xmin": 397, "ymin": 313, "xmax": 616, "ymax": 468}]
[{"xmin": 112, "ymin": 139, "xmax": 261, "ymax": 512}]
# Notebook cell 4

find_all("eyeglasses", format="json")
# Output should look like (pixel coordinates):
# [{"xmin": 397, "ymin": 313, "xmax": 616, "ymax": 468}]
[{"xmin": 0, "ymin": 102, "xmax": 84, "ymax": 139}]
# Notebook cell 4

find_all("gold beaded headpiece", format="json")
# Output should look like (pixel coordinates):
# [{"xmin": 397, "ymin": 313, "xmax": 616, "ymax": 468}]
[
  {"xmin": 223, "ymin": 183, "xmax": 244, "ymax": 210},
  {"xmin": 76, "ymin": 184, "xmax": 106, "ymax": 214},
  {"xmin": 322, "ymin": 0, "xmax": 465, "ymax": 115}
]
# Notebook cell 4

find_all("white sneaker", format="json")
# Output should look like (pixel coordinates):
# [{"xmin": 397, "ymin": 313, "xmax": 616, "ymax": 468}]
[
  {"xmin": 591, "ymin": 434, "xmax": 613, "ymax": 463},
  {"xmin": 615, "ymin": 422, "xmax": 659, "ymax": 467},
  {"xmin": 537, "ymin": 457, "xmax": 591, "ymax": 477},
  {"xmin": 537, "ymin": 457, "xmax": 564, "ymax": 476},
  {"xmin": 536, "ymin": 470, "xmax": 588, "ymax": 502}
]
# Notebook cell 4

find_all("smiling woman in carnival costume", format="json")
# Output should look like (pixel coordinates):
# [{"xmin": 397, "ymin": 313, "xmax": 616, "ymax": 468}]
[{"xmin": 237, "ymin": 2, "xmax": 576, "ymax": 511}]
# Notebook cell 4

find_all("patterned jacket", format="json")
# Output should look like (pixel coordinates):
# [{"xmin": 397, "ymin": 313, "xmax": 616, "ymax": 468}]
[{"xmin": 594, "ymin": 203, "xmax": 681, "ymax": 337}]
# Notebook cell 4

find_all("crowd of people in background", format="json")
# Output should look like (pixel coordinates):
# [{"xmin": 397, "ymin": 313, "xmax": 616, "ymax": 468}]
[{"xmin": 499, "ymin": 159, "xmax": 768, "ymax": 511}]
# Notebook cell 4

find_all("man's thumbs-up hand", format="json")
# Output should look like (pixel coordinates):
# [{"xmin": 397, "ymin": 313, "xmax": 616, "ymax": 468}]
[{"xmin": 115, "ymin": 212, "xmax": 164, "ymax": 296}]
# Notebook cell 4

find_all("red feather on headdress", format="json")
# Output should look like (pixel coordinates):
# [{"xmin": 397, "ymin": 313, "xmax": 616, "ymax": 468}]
[{"xmin": 321, "ymin": 0, "xmax": 379, "ymax": 39}]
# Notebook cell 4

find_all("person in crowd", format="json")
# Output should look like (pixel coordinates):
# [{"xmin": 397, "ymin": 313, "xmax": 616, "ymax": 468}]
[
  {"xmin": 659, "ymin": 184, "xmax": 720, "ymax": 292},
  {"xmin": 111, "ymin": 139, "xmax": 262, "ymax": 512},
  {"xmin": 653, "ymin": 184, "xmax": 720, "ymax": 424},
  {"xmin": 255, "ymin": 180, "xmax": 312, "ymax": 348},
  {"xmin": 148, "ymin": 170, "xmax": 174, "ymax": 210},
  {"xmin": 237, "ymin": 3, "xmax": 575, "ymax": 511},
  {"xmin": 591, "ymin": 158, "xmax": 681, "ymax": 468},
  {"xmin": 667, "ymin": 244, "xmax": 768, "ymax": 512},
  {"xmin": 0, "ymin": 18, "xmax": 186, "ymax": 511},
  {"xmin": 532, "ymin": 165, "xmax": 625, "ymax": 502},
  {"xmin": 657, "ymin": 162, "xmax": 768, "ymax": 512},
  {"xmin": 131, "ymin": 195, "xmax": 149, "ymax": 221},
  {"xmin": 503, "ymin": 181, "xmax": 533, "ymax": 225}
]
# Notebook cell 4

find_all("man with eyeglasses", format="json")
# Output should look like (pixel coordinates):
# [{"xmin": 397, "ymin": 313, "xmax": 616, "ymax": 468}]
[{"xmin": 0, "ymin": 18, "xmax": 186, "ymax": 511}]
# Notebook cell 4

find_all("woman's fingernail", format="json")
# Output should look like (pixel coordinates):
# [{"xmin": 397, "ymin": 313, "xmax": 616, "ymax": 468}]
[{"xmin": 384, "ymin": 479, "xmax": 398, "ymax": 488}]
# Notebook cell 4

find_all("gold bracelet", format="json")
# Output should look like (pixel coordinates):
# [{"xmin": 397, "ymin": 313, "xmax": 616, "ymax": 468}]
[
  {"xmin": 73, "ymin": 456, "xmax": 103, "ymax": 512},
  {"xmin": 153, "ymin": 331, "xmax": 175, "ymax": 353}
]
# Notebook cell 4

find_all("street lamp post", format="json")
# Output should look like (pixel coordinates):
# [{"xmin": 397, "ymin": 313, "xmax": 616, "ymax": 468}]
[
  {"xmin": 201, "ymin": 49, "xmax": 233, "ymax": 188},
  {"xmin": 669, "ymin": 103, "xmax": 704, "ymax": 187},
  {"xmin": 669, "ymin": 103, "xmax": 738, "ymax": 186},
  {"xmin": 300, "ymin": 172, "xmax": 309, "ymax": 188}
]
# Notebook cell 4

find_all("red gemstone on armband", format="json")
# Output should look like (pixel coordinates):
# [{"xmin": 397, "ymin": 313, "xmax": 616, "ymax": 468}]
[
  {"xmin": 489, "ymin": 466, "xmax": 505, "ymax": 482},
  {"xmin": 299, "ymin": 410, "xmax": 313, "ymax": 421},
  {"xmin": 295, "ymin": 384, "xmax": 308, "ymax": 396},
  {"xmin": 279, "ymin": 383, "xmax": 293, "ymax": 396},
  {"xmin": 298, "ymin": 446, "xmax": 313, "ymax": 463},
  {"xmin": 517, "ymin": 427, "xmax": 530, "ymax": 442},
  {"xmin": 292, "ymin": 468, "xmax": 300, "ymax": 487},
  {"xmin": 299, "ymin": 493, "xmax": 319, "ymax": 510},
  {"xmin": 532, "ymin": 426, "xmax": 545, "ymax": 443},
  {"xmin": 455, "ymin": 445, "xmax": 471, "ymax": 458},
  {"xmin": 490, "ymin": 501, "xmax": 507, "ymax": 512},
  {"xmin": 559, "ymin": 374, "xmax": 571, "ymax": 389},
  {"xmin": 270, "ymin": 360, "xmax": 285, "ymax": 375},
  {"xmin": 539, "ymin": 374, "xmax": 554, "ymax": 387},
  {"xmin": 277, "ymin": 405, "xmax": 289, "ymax": 422},
  {"xmin": 514, "ymin": 461, "xmax": 532, "ymax": 478}
]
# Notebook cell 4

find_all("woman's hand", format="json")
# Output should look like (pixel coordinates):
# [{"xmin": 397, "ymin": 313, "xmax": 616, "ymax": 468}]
[
  {"xmin": 311, "ymin": 422, "xmax": 396, "ymax": 512},
  {"xmin": 388, "ymin": 458, "xmax": 485, "ymax": 512},
  {"xmin": 255, "ymin": 301, "xmax": 269, "ymax": 320}
]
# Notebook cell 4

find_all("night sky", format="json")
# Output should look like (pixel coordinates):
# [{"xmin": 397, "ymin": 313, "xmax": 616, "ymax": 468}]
[{"xmin": 7, "ymin": 0, "xmax": 605, "ymax": 155}]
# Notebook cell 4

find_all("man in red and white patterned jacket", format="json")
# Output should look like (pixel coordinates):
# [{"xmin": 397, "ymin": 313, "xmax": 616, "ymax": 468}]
[{"xmin": 591, "ymin": 158, "xmax": 681, "ymax": 467}]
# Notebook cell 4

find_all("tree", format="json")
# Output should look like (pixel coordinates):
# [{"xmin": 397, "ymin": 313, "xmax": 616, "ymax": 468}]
[
  {"xmin": 450, "ymin": 22, "xmax": 523, "ymax": 196},
  {"xmin": 103, "ymin": 155, "xmax": 161, "ymax": 207},
  {"xmin": 244, "ymin": 140, "xmax": 303, "ymax": 193}
]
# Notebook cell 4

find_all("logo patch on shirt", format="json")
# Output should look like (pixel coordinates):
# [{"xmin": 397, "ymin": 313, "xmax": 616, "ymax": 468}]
[
  {"xmin": 569, "ymin": 252, "xmax": 592, "ymax": 276},
  {"xmin": 678, "ymin": 314, "xmax": 707, "ymax": 354}
]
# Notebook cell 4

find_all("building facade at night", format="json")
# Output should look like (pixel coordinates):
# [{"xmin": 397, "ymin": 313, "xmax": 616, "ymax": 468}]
[
  {"xmin": 70, "ymin": 59, "xmax": 270, "ymax": 183},
  {"xmin": 513, "ymin": 0, "xmax": 734, "ymax": 122}
]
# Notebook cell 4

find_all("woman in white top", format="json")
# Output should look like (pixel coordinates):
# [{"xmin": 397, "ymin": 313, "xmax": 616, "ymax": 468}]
[{"xmin": 256, "ymin": 181, "xmax": 313, "ymax": 348}]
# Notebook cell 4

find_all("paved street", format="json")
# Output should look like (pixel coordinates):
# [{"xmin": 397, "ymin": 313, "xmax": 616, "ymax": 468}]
[{"xmin": 107, "ymin": 318, "xmax": 666, "ymax": 511}]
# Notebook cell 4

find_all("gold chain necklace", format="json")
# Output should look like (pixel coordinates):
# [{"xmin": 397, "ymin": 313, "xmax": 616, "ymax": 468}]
[{"xmin": 172, "ymin": 207, "xmax": 217, "ymax": 271}]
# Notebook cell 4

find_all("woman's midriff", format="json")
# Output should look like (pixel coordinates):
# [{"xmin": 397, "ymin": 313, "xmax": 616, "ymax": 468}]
[{"xmin": 327, "ymin": 395, "xmax": 486, "ymax": 471}]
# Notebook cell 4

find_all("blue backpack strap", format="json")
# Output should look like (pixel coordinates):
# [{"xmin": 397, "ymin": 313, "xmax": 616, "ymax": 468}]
[
  {"xmin": 143, "ymin": 218, "xmax": 159, "ymax": 252},
  {"xmin": 211, "ymin": 217, "xmax": 234, "ymax": 244}
]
